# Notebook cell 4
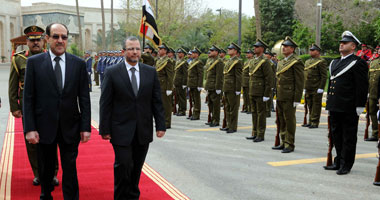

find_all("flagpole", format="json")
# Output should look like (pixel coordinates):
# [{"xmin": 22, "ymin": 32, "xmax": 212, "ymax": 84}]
[{"xmin": 142, "ymin": 4, "xmax": 146, "ymax": 49}]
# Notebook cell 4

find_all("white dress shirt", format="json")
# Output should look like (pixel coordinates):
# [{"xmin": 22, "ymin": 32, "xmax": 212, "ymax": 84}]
[
  {"xmin": 341, "ymin": 53, "xmax": 353, "ymax": 60},
  {"xmin": 49, "ymin": 49, "xmax": 66, "ymax": 88},
  {"xmin": 125, "ymin": 61, "xmax": 140, "ymax": 89}
]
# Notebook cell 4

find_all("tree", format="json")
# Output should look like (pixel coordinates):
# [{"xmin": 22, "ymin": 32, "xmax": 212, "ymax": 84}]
[
  {"xmin": 292, "ymin": 20, "xmax": 313, "ymax": 53},
  {"xmin": 254, "ymin": 0, "xmax": 261, "ymax": 39},
  {"xmin": 100, "ymin": 0, "xmax": 106, "ymax": 50},
  {"xmin": 320, "ymin": 13, "xmax": 344, "ymax": 55},
  {"xmin": 75, "ymin": 0, "xmax": 83, "ymax": 51}
]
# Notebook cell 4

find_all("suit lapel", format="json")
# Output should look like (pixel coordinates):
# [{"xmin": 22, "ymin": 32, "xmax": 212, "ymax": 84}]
[
  {"xmin": 63, "ymin": 53, "xmax": 72, "ymax": 93},
  {"xmin": 118, "ymin": 62, "xmax": 135, "ymax": 98},
  {"xmin": 331, "ymin": 55, "xmax": 353, "ymax": 75},
  {"xmin": 45, "ymin": 52, "xmax": 60, "ymax": 93}
]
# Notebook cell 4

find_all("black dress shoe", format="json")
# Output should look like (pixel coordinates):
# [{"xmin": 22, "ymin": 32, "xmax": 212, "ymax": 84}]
[
  {"xmin": 226, "ymin": 129, "xmax": 236, "ymax": 133},
  {"xmin": 210, "ymin": 123, "xmax": 219, "ymax": 127},
  {"xmin": 336, "ymin": 168, "xmax": 350, "ymax": 175},
  {"xmin": 272, "ymin": 145, "xmax": 284, "ymax": 150},
  {"xmin": 253, "ymin": 138, "xmax": 264, "ymax": 143},
  {"xmin": 186, "ymin": 116, "xmax": 191, "ymax": 119},
  {"xmin": 246, "ymin": 112, "xmax": 252, "ymax": 114},
  {"xmin": 373, "ymin": 181, "xmax": 380, "ymax": 186},
  {"xmin": 281, "ymin": 148, "xmax": 294, "ymax": 153},
  {"xmin": 176, "ymin": 113, "xmax": 185, "ymax": 116},
  {"xmin": 190, "ymin": 117, "xmax": 200, "ymax": 120},
  {"xmin": 240, "ymin": 110, "xmax": 247, "ymax": 113},
  {"xmin": 220, "ymin": 128, "xmax": 228, "ymax": 131},
  {"xmin": 309, "ymin": 125, "xmax": 318, "ymax": 129},
  {"xmin": 246, "ymin": 136, "xmax": 256, "ymax": 140},
  {"xmin": 301, "ymin": 124, "xmax": 311, "ymax": 127},
  {"xmin": 365, "ymin": 137, "xmax": 378, "ymax": 141},
  {"xmin": 52, "ymin": 176, "xmax": 59, "ymax": 186},
  {"xmin": 205, "ymin": 122, "xmax": 211, "ymax": 125},
  {"xmin": 323, "ymin": 165, "xmax": 339, "ymax": 170},
  {"xmin": 33, "ymin": 177, "xmax": 40, "ymax": 186}
]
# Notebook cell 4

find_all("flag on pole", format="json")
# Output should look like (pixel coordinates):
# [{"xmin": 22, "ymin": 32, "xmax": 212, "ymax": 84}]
[{"xmin": 139, "ymin": 0, "xmax": 162, "ymax": 48}]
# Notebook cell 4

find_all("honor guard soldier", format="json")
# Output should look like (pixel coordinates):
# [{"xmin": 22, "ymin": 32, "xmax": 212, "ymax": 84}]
[
  {"xmin": 173, "ymin": 48, "xmax": 189, "ymax": 116},
  {"xmin": 204, "ymin": 45, "xmax": 224, "ymax": 126},
  {"xmin": 93, "ymin": 53, "xmax": 100, "ymax": 86},
  {"xmin": 142, "ymin": 43, "xmax": 156, "ymax": 66},
  {"xmin": 264, "ymin": 50, "xmax": 277, "ymax": 113},
  {"xmin": 187, "ymin": 47, "xmax": 204, "ymax": 120},
  {"xmin": 84, "ymin": 51, "xmax": 93, "ymax": 92},
  {"xmin": 98, "ymin": 51, "xmax": 107, "ymax": 87},
  {"xmin": 272, "ymin": 36, "xmax": 304, "ymax": 153},
  {"xmin": 324, "ymin": 31, "xmax": 368, "ymax": 175},
  {"xmin": 219, "ymin": 49, "xmax": 228, "ymax": 64},
  {"xmin": 168, "ymin": 47, "xmax": 176, "ymax": 60},
  {"xmin": 366, "ymin": 47, "xmax": 380, "ymax": 141},
  {"xmin": 9, "ymin": 25, "xmax": 59, "ymax": 186},
  {"xmin": 156, "ymin": 43, "xmax": 175, "ymax": 128},
  {"xmin": 302, "ymin": 44, "xmax": 327, "ymax": 129},
  {"xmin": 220, "ymin": 42, "xmax": 243, "ymax": 133},
  {"xmin": 246, "ymin": 39, "xmax": 274, "ymax": 142},
  {"xmin": 241, "ymin": 49, "xmax": 254, "ymax": 114}
]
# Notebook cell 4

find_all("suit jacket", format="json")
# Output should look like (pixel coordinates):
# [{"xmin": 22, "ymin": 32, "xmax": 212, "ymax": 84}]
[
  {"xmin": 326, "ymin": 54, "xmax": 368, "ymax": 113},
  {"xmin": 23, "ymin": 52, "xmax": 91, "ymax": 144},
  {"xmin": 99, "ymin": 62, "xmax": 166, "ymax": 146}
]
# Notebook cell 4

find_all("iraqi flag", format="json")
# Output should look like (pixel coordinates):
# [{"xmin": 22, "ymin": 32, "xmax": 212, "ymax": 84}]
[{"xmin": 139, "ymin": 0, "xmax": 162, "ymax": 48}]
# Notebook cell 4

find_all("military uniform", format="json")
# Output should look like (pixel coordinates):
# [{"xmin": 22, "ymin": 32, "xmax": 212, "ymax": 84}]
[
  {"xmin": 173, "ymin": 48, "xmax": 189, "ymax": 116},
  {"xmin": 242, "ymin": 50, "xmax": 253, "ymax": 113},
  {"xmin": 303, "ymin": 44, "xmax": 327, "ymax": 128},
  {"xmin": 141, "ymin": 52, "xmax": 156, "ymax": 66},
  {"xmin": 93, "ymin": 56, "xmax": 100, "ymax": 86},
  {"xmin": 187, "ymin": 48, "xmax": 204, "ymax": 120},
  {"xmin": 222, "ymin": 43, "xmax": 242, "ymax": 133},
  {"xmin": 85, "ymin": 53, "xmax": 93, "ymax": 92},
  {"xmin": 156, "ymin": 51, "xmax": 174, "ymax": 128},
  {"xmin": 274, "ymin": 37, "xmax": 304, "ymax": 152},
  {"xmin": 205, "ymin": 46, "xmax": 224, "ymax": 126},
  {"xmin": 367, "ymin": 57, "xmax": 380, "ymax": 140}
]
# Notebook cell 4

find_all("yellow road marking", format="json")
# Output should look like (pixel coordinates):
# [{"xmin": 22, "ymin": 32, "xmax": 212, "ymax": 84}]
[
  {"xmin": 267, "ymin": 153, "xmax": 378, "ymax": 167},
  {"xmin": 186, "ymin": 123, "xmax": 328, "ymax": 132}
]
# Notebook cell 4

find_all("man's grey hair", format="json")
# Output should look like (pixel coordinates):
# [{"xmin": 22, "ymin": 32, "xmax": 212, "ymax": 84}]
[{"xmin": 126, "ymin": 36, "xmax": 139, "ymax": 42}]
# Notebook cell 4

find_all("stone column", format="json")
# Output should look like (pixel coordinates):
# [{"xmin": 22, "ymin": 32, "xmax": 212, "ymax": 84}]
[{"xmin": 5, "ymin": 15, "xmax": 10, "ymax": 62}]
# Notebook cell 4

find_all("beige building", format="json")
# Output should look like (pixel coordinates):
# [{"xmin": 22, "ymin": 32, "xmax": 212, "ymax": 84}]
[{"xmin": 0, "ymin": 1, "xmax": 133, "ymax": 62}]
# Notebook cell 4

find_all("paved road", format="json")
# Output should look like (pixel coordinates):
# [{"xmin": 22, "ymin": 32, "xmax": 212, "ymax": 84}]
[{"xmin": 0, "ymin": 63, "xmax": 379, "ymax": 200}]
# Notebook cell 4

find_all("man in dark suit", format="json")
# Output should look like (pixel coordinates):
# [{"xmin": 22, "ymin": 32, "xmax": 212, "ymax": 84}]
[
  {"xmin": 324, "ymin": 31, "xmax": 368, "ymax": 175},
  {"xmin": 99, "ymin": 36, "xmax": 166, "ymax": 200},
  {"xmin": 23, "ymin": 23, "xmax": 91, "ymax": 200}
]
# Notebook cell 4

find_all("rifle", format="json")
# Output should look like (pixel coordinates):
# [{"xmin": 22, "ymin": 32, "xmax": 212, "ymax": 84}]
[
  {"xmin": 274, "ymin": 106, "xmax": 280, "ymax": 147},
  {"xmin": 373, "ymin": 121, "xmax": 380, "ymax": 186},
  {"xmin": 222, "ymin": 95, "xmax": 227, "ymax": 128},
  {"xmin": 365, "ymin": 100, "xmax": 370, "ymax": 140},
  {"xmin": 172, "ymin": 88, "xmax": 177, "ymax": 114},
  {"xmin": 325, "ymin": 116, "xmax": 334, "ymax": 167},
  {"xmin": 188, "ymin": 89, "xmax": 193, "ymax": 118},
  {"xmin": 303, "ymin": 97, "xmax": 308, "ymax": 125},
  {"xmin": 207, "ymin": 96, "xmax": 212, "ymax": 123}
]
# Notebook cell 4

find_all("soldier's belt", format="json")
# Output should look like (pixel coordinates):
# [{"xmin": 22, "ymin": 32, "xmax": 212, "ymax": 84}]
[
  {"xmin": 175, "ymin": 61, "xmax": 187, "ymax": 70},
  {"xmin": 156, "ymin": 61, "xmax": 169, "ymax": 72},
  {"xmin": 276, "ymin": 60, "xmax": 298, "ymax": 76},
  {"xmin": 249, "ymin": 59, "xmax": 266, "ymax": 76},
  {"xmin": 207, "ymin": 60, "xmax": 220, "ymax": 72},
  {"xmin": 304, "ymin": 60, "xmax": 322, "ymax": 70},
  {"xmin": 188, "ymin": 61, "xmax": 201, "ymax": 71},
  {"xmin": 224, "ymin": 60, "xmax": 240, "ymax": 74}
]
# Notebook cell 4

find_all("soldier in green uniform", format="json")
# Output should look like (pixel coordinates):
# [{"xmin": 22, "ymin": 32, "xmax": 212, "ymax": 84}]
[
  {"xmin": 219, "ymin": 49, "xmax": 228, "ymax": 64},
  {"xmin": 168, "ymin": 48, "xmax": 176, "ymax": 60},
  {"xmin": 272, "ymin": 36, "xmax": 305, "ymax": 153},
  {"xmin": 9, "ymin": 25, "xmax": 59, "ymax": 186},
  {"xmin": 302, "ymin": 44, "xmax": 327, "ymax": 129},
  {"xmin": 173, "ymin": 48, "xmax": 189, "ymax": 116},
  {"xmin": 264, "ymin": 50, "xmax": 277, "ymax": 113},
  {"xmin": 241, "ymin": 49, "xmax": 254, "ymax": 114},
  {"xmin": 93, "ymin": 52, "xmax": 100, "ymax": 86},
  {"xmin": 366, "ymin": 49, "xmax": 380, "ymax": 141},
  {"xmin": 220, "ymin": 43, "xmax": 243, "ymax": 133},
  {"xmin": 204, "ymin": 45, "xmax": 224, "ymax": 126},
  {"xmin": 246, "ymin": 39, "xmax": 274, "ymax": 142},
  {"xmin": 141, "ymin": 43, "xmax": 156, "ymax": 66},
  {"xmin": 187, "ymin": 48, "xmax": 204, "ymax": 120},
  {"xmin": 156, "ymin": 43, "xmax": 175, "ymax": 128}
]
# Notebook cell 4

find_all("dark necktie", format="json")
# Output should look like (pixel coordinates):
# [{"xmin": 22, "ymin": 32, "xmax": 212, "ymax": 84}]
[
  {"xmin": 130, "ymin": 67, "xmax": 138, "ymax": 96},
  {"xmin": 54, "ymin": 57, "xmax": 63, "ymax": 92}
]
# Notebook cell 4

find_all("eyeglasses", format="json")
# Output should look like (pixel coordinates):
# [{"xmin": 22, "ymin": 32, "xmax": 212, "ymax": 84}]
[
  {"xmin": 126, "ymin": 47, "xmax": 141, "ymax": 51},
  {"xmin": 51, "ymin": 34, "xmax": 68, "ymax": 40}
]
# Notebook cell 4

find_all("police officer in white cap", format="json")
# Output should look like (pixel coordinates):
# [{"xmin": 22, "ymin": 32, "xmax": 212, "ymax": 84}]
[{"xmin": 324, "ymin": 31, "xmax": 368, "ymax": 175}]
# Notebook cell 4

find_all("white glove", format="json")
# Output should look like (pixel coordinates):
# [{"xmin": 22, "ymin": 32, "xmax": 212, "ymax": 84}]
[
  {"xmin": 216, "ymin": 90, "xmax": 221, "ymax": 94},
  {"xmin": 182, "ymin": 85, "xmax": 186, "ymax": 89},
  {"xmin": 235, "ymin": 91, "xmax": 241, "ymax": 95},
  {"xmin": 273, "ymin": 100, "xmax": 276, "ymax": 109},
  {"xmin": 263, "ymin": 97, "xmax": 270, "ymax": 102},
  {"xmin": 303, "ymin": 89, "xmax": 306, "ymax": 94},
  {"xmin": 293, "ymin": 102, "xmax": 300, "ymax": 108},
  {"xmin": 197, "ymin": 87, "xmax": 202, "ymax": 92},
  {"xmin": 166, "ymin": 90, "xmax": 172, "ymax": 96},
  {"xmin": 317, "ymin": 89, "xmax": 324, "ymax": 94},
  {"xmin": 356, "ymin": 107, "xmax": 365, "ymax": 116}
]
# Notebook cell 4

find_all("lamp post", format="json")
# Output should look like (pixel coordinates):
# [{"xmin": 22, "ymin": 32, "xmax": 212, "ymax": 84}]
[
  {"xmin": 316, "ymin": 0, "xmax": 322, "ymax": 46},
  {"xmin": 156, "ymin": 0, "xmax": 158, "ymax": 19}
]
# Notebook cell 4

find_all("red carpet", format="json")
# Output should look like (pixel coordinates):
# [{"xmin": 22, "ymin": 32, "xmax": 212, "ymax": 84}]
[{"xmin": 0, "ymin": 114, "xmax": 189, "ymax": 200}]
